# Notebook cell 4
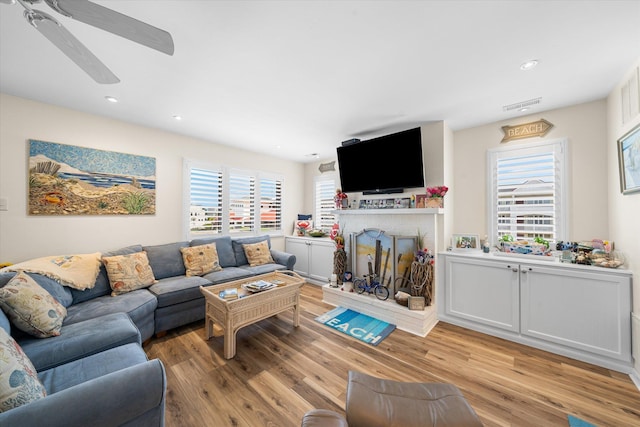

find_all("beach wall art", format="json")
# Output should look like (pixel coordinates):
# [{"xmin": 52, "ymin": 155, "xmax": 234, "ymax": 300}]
[{"xmin": 28, "ymin": 140, "xmax": 156, "ymax": 215}]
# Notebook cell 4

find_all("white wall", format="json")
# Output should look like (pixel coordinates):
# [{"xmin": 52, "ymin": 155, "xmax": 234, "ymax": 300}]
[
  {"xmin": 0, "ymin": 94, "xmax": 305, "ymax": 262},
  {"xmin": 452, "ymin": 99, "xmax": 609, "ymax": 242},
  {"xmin": 606, "ymin": 59, "xmax": 640, "ymax": 377}
]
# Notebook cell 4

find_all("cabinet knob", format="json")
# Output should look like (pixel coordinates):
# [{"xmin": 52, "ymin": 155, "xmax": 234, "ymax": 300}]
[{"xmin": 507, "ymin": 265, "xmax": 518, "ymax": 272}]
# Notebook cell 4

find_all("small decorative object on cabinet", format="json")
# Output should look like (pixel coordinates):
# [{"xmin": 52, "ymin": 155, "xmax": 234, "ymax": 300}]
[{"xmin": 452, "ymin": 234, "xmax": 480, "ymax": 251}]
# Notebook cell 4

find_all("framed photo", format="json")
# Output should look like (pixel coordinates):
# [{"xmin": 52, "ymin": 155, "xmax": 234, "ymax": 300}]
[
  {"xmin": 617, "ymin": 124, "xmax": 640, "ymax": 194},
  {"xmin": 415, "ymin": 194, "xmax": 428, "ymax": 208},
  {"xmin": 452, "ymin": 234, "xmax": 480, "ymax": 251}
]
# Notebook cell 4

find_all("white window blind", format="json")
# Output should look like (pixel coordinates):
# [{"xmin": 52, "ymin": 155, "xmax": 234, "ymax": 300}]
[
  {"xmin": 229, "ymin": 171, "xmax": 256, "ymax": 233},
  {"xmin": 259, "ymin": 176, "xmax": 282, "ymax": 232},
  {"xmin": 189, "ymin": 167, "xmax": 223, "ymax": 235},
  {"xmin": 185, "ymin": 160, "xmax": 283, "ymax": 238},
  {"xmin": 315, "ymin": 176, "xmax": 337, "ymax": 231},
  {"xmin": 487, "ymin": 139, "xmax": 567, "ymax": 245}
]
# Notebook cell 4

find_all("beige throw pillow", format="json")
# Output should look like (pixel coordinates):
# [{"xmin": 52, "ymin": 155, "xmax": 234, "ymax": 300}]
[
  {"xmin": 0, "ymin": 272, "xmax": 67, "ymax": 338},
  {"xmin": 0, "ymin": 328, "xmax": 47, "ymax": 412},
  {"xmin": 102, "ymin": 251, "xmax": 156, "ymax": 296},
  {"xmin": 242, "ymin": 241, "xmax": 274, "ymax": 267},
  {"xmin": 180, "ymin": 244, "xmax": 222, "ymax": 277}
]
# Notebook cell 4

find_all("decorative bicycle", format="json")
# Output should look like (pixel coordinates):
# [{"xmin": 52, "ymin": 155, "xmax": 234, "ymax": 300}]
[{"xmin": 353, "ymin": 273, "xmax": 389, "ymax": 301}]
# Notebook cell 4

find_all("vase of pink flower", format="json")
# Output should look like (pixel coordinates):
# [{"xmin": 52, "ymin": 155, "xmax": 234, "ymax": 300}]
[{"xmin": 425, "ymin": 186, "xmax": 448, "ymax": 208}]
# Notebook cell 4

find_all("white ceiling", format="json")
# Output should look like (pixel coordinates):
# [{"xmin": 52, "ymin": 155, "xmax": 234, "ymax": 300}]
[{"xmin": 1, "ymin": 1, "xmax": 639, "ymax": 163}]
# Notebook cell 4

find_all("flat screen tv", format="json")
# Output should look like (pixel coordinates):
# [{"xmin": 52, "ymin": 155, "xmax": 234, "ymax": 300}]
[{"xmin": 336, "ymin": 127, "xmax": 424, "ymax": 194}]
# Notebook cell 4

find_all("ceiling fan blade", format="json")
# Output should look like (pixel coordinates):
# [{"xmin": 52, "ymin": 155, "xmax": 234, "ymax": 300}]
[
  {"xmin": 44, "ymin": 0, "xmax": 174, "ymax": 55},
  {"xmin": 25, "ymin": 9, "xmax": 120, "ymax": 84}
]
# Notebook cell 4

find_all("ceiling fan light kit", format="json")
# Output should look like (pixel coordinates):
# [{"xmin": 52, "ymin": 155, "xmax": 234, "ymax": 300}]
[{"xmin": 9, "ymin": 0, "xmax": 174, "ymax": 84}]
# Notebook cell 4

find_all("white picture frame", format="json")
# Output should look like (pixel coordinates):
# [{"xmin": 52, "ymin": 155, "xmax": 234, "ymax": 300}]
[{"xmin": 452, "ymin": 234, "xmax": 480, "ymax": 251}]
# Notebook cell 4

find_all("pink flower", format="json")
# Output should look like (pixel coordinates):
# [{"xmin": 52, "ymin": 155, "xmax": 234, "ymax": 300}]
[{"xmin": 426, "ymin": 186, "xmax": 448, "ymax": 198}]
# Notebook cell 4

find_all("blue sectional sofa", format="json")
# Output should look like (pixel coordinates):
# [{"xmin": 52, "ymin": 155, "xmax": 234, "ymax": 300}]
[{"xmin": 0, "ymin": 234, "xmax": 295, "ymax": 426}]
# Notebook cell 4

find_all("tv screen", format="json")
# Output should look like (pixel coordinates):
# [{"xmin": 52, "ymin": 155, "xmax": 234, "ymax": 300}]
[{"xmin": 336, "ymin": 127, "xmax": 425, "ymax": 194}]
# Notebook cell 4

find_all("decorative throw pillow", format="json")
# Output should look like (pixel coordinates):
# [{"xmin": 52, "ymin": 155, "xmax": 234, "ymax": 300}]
[
  {"xmin": 0, "ymin": 328, "xmax": 47, "ymax": 412},
  {"xmin": 180, "ymin": 244, "xmax": 222, "ymax": 277},
  {"xmin": 0, "ymin": 252, "xmax": 102, "ymax": 290},
  {"xmin": 102, "ymin": 251, "xmax": 156, "ymax": 296},
  {"xmin": 242, "ymin": 241, "xmax": 274, "ymax": 267},
  {"xmin": 0, "ymin": 272, "xmax": 67, "ymax": 338}
]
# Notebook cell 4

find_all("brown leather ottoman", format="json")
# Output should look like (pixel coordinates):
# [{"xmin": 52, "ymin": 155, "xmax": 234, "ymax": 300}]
[
  {"xmin": 346, "ymin": 370, "xmax": 482, "ymax": 426},
  {"xmin": 301, "ymin": 409, "xmax": 348, "ymax": 427},
  {"xmin": 301, "ymin": 370, "xmax": 483, "ymax": 427}
]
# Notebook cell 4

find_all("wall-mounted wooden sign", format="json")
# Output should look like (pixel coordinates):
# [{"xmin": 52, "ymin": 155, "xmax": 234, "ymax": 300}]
[
  {"xmin": 501, "ymin": 119, "xmax": 553, "ymax": 143},
  {"xmin": 319, "ymin": 161, "xmax": 336, "ymax": 173}
]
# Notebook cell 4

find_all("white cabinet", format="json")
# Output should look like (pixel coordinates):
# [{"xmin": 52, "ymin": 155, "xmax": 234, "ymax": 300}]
[
  {"xmin": 520, "ymin": 264, "xmax": 631, "ymax": 363},
  {"xmin": 444, "ymin": 256, "xmax": 520, "ymax": 332},
  {"xmin": 285, "ymin": 236, "xmax": 335, "ymax": 284},
  {"xmin": 438, "ymin": 252, "xmax": 633, "ymax": 372}
]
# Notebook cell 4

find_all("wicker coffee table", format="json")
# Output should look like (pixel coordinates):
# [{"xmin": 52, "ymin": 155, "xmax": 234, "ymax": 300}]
[{"xmin": 200, "ymin": 271, "xmax": 305, "ymax": 359}]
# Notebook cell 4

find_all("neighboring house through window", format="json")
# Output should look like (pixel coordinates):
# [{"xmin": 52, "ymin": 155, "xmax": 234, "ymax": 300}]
[
  {"xmin": 185, "ymin": 160, "xmax": 283, "ymax": 238},
  {"xmin": 487, "ymin": 139, "xmax": 567, "ymax": 246}
]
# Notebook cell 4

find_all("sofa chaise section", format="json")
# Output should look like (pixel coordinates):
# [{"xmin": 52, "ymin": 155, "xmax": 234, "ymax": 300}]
[{"xmin": 0, "ymin": 343, "xmax": 166, "ymax": 427}]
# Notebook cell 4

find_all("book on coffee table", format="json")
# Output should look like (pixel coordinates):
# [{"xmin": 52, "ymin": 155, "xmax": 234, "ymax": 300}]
[
  {"xmin": 242, "ymin": 280, "xmax": 277, "ymax": 293},
  {"xmin": 219, "ymin": 288, "xmax": 239, "ymax": 300}
]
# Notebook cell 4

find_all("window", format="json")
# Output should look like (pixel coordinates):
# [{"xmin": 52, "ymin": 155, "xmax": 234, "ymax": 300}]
[
  {"xmin": 259, "ymin": 175, "xmax": 282, "ymax": 232},
  {"xmin": 185, "ymin": 160, "xmax": 283, "ymax": 238},
  {"xmin": 487, "ymin": 139, "xmax": 567, "ymax": 245},
  {"xmin": 315, "ymin": 175, "xmax": 337, "ymax": 231}
]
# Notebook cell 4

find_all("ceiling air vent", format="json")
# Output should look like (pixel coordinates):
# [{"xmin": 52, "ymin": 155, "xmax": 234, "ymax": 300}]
[{"xmin": 503, "ymin": 97, "xmax": 541, "ymax": 112}]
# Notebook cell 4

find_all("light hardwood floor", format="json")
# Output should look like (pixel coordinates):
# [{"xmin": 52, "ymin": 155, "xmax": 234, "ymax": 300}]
[{"xmin": 144, "ymin": 284, "xmax": 640, "ymax": 427}]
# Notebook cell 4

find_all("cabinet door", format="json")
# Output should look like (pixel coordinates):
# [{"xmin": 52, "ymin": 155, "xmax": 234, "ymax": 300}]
[
  {"xmin": 520, "ymin": 265, "xmax": 632, "ymax": 362},
  {"xmin": 445, "ymin": 256, "xmax": 519, "ymax": 332},
  {"xmin": 308, "ymin": 240, "xmax": 335, "ymax": 282},
  {"xmin": 285, "ymin": 238, "xmax": 310, "ymax": 276}
]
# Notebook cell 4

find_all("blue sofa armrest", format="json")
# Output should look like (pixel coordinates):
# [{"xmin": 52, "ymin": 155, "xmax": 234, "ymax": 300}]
[
  {"xmin": 270, "ymin": 249, "xmax": 296, "ymax": 270},
  {"xmin": 0, "ymin": 359, "xmax": 166, "ymax": 427}
]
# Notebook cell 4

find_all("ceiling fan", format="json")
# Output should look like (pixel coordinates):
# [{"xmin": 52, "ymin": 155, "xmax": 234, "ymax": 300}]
[{"xmin": 2, "ymin": 0, "xmax": 174, "ymax": 84}]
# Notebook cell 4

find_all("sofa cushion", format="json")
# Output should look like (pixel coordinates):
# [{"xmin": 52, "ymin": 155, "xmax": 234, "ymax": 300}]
[
  {"xmin": 143, "ymin": 242, "xmax": 188, "ymax": 280},
  {"xmin": 232, "ymin": 235, "xmax": 271, "ymax": 267},
  {"xmin": 71, "ymin": 245, "xmax": 142, "ymax": 305},
  {"xmin": 242, "ymin": 240, "xmax": 275, "ymax": 266},
  {"xmin": 0, "ymin": 252, "xmax": 102, "ymax": 291},
  {"xmin": 0, "ymin": 308, "xmax": 10, "ymax": 335},
  {"xmin": 239, "ymin": 263, "xmax": 287, "ymax": 275},
  {"xmin": 64, "ymin": 290, "xmax": 157, "ymax": 337},
  {"xmin": 37, "ymin": 342, "xmax": 149, "ymax": 394},
  {"xmin": 180, "ymin": 244, "xmax": 222, "ymax": 277},
  {"xmin": 18, "ymin": 313, "xmax": 141, "ymax": 372},
  {"xmin": 102, "ymin": 252, "xmax": 156, "ymax": 296},
  {"xmin": 148, "ymin": 275, "xmax": 210, "ymax": 308},
  {"xmin": 190, "ymin": 236, "xmax": 237, "ymax": 268},
  {"xmin": 202, "ymin": 267, "xmax": 254, "ymax": 285},
  {"xmin": 0, "ymin": 328, "xmax": 47, "ymax": 412},
  {"xmin": 0, "ymin": 272, "xmax": 67, "ymax": 338}
]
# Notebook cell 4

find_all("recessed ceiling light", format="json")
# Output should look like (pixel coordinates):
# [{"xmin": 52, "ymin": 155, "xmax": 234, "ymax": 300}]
[
  {"xmin": 172, "ymin": 115, "xmax": 182, "ymax": 121},
  {"xmin": 520, "ymin": 60, "xmax": 539, "ymax": 71},
  {"xmin": 105, "ymin": 96, "xmax": 118, "ymax": 103}
]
